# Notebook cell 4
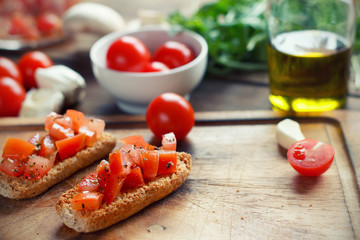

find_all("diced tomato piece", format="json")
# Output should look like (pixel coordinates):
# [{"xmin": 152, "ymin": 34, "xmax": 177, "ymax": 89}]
[
  {"xmin": 142, "ymin": 150, "xmax": 159, "ymax": 181},
  {"xmin": 65, "ymin": 109, "xmax": 86, "ymax": 133},
  {"xmin": 103, "ymin": 173, "xmax": 124, "ymax": 204},
  {"xmin": 161, "ymin": 132, "xmax": 177, "ymax": 151},
  {"xmin": 0, "ymin": 157, "xmax": 26, "ymax": 177},
  {"xmin": 23, "ymin": 155, "xmax": 55, "ymax": 180},
  {"xmin": 45, "ymin": 112, "xmax": 72, "ymax": 131},
  {"xmin": 2, "ymin": 138, "xmax": 37, "ymax": 159},
  {"xmin": 97, "ymin": 160, "xmax": 111, "ymax": 193},
  {"xmin": 37, "ymin": 135, "xmax": 56, "ymax": 158},
  {"xmin": 78, "ymin": 170, "xmax": 100, "ymax": 192},
  {"xmin": 28, "ymin": 133, "xmax": 40, "ymax": 146},
  {"xmin": 109, "ymin": 149, "xmax": 132, "ymax": 177},
  {"xmin": 71, "ymin": 192, "xmax": 104, "ymax": 211},
  {"xmin": 123, "ymin": 166, "xmax": 145, "ymax": 189},
  {"xmin": 79, "ymin": 126, "xmax": 97, "ymax": 147},
  {"xmin": 55, "ymin": 133, "xmax": 86, "ymax": 160},
  {"xmin": 158, "ymin": 151, "xmax": 177, "ymax": 175},
  {"xmin": 86, "ymin": 118, "xmax": 105, "ymax": 139},
  {"xmin": 121, "ymin": 145, "xmax": 143, "ymax": 167},
  {"xmin": 120, "ymin": 135, "xmax": 147, "ymax": 149},
  {"xmin": 49, "ymin": 122, "xmax": 75, "ymax": 141}
]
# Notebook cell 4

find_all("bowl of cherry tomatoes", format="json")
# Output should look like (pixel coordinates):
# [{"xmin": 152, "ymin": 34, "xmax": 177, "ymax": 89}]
[{"xmin": 90, "ymin": 26, "xmax": 208, "ymax": 114}]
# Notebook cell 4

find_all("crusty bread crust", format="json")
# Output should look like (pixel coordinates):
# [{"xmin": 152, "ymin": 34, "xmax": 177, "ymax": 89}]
[
  {"xmin": 56, "ymin": 151, "xmax": 192, "ymax": 233},
  {"xmin": 0, "ymin": 132, "xmax": 116, "ymax": 200}
]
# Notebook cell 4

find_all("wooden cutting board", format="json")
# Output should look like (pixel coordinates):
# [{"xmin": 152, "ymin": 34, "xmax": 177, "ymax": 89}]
[{"xmin": 0, "ymin": 110, "xmax": 359, "ymax": 240}]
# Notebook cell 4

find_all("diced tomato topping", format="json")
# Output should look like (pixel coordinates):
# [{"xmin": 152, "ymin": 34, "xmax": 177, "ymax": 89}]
[
  {"xmin": 142, "ymin": 150, "xmax": 159, "ymax": 181},
  {"xmin": 28, "ymin": 133, "xmax": 40, "ymax": 146},
  {"xmin": 0, "ymin": 157, "xmax": 27, "ymax": 177},
  {"xmin": 23, "ymin": 155, "xmax": 55, "ymax": 180},
  {"xmin": 123, "ymin": 166, "xmax": 145, "ymax": 189},
  {"xmin": 109, "ymin": 149, "xmax": 132, "ymax": 177},
  {"xmin": 158, "ymin": 151, "xmax": 177, "ymax": 175},
  {"xmin": 161, "ymin": 132, "xmax": 177, "ymax": 151},
  {"xmin": 37, "ymin": 135, "xmax": 56, "ymax": 158},
  {"xmin": 120, "ymin": 135, "xmax": 147, "ymax": 149},
  {"xmin": 49, "ymin": 122, "xmax": 75, "ymax": 141},
  {"xmin": 121, "ymin": 145, "xmax": 143, "ymax": 167},
  {"xmin": 86, "ymin": 118, "xmax": 105, "ymax": 139},
  {"xmin": 2, "ymin": 138, "xmax": 37, "ymax": 159},
  {"xmin": 78, "ymin": 170, "xmax": 100, "ymax": 192},
  {"xmin": 71, "ymin": 192, "xmax": 104, "ymax": 211},
  {"xmin": 45, "ymin": 112, "xmax": 72, "ymax": 131},
  {"xmin": 55, "ymin": 133, "xmax": 86, "ymax": 160},
  {"xmin": 103, "ymin": 173, "xmax": 124, "ymax": 204},
  {"xmin": 79, "ymin": 126, "xmax": 97, "ymax": 147},
  {"xmin": 97, "ymin": 160, "xmax": 111, "ymax": 193},
  {"xmin": 65, "ymin": 109, "xmax": 86, "ymax": 133}
]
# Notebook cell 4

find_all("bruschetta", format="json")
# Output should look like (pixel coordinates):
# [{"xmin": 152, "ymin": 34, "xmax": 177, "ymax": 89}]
[
  {"xmin": 56, "ymin": 133, "xmax": 192, "ymax": 233},
  {"xmin": 0, "ymin": 110, "xmax": 116, "ymax": 199}
]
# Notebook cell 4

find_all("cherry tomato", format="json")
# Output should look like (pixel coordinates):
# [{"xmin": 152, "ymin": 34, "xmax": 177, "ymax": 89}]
[
  {"xmin": 37, "ymin": 12, "xmax": 61, "ymax": 36},
  {"xmin": 0, "ymin": 57, "xmax": 23, "ymax": 85},
  {"xmin": 144, "ymin": 61, "xmax": 170, "ymax": 72},
  {"xmin": 287, "ymin": 139, "xmax": 335, "ymax": 176},
  {"xmin": 153, "ymin": 41, "xmax": 195, "ymax": 69},
  {"xmin": 18, "ymin": 51, "xmax": 53, "ymax": 89},
  {"xmin": 106, "ymin": 36, "xmax": 151, "ymax": 72},
  {"xmin": 146, "ymin": 93, "xmax": 195, "ymax": 140},
  {"xmin": 0, "ymin": 76, "xmax": 26, "ymax": 117}
]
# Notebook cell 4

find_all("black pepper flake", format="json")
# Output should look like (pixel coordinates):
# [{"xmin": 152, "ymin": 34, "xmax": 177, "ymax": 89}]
[{"xmin": 166, "ymin": 162, "xmax": 174, "ymax": 169}]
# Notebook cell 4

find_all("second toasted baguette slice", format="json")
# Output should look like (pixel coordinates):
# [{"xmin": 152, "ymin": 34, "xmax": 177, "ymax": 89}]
[
  {"xmin": 0, "ymin": 132, "xmax": 116, "ymax": 200},
  {"xmin": 56, "ymin": 151, "xmax": 192, "ymax": 233}
]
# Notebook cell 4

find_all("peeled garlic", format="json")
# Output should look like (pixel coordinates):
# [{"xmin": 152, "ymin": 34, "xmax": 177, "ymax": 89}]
[
  {"xmin": 63, "ymin": 2, "xmax": 125, "ymax": 35},
  {"xmin": 35, "ymin": 65, "xmax": 86, "ymax": 106},
  {"xmin": 276, "ymin": 118, "xmax": 305, "ymax": 149},
  {"xmin": 19, "ymin": 88, "xmax": 64, "ymax": 117}
]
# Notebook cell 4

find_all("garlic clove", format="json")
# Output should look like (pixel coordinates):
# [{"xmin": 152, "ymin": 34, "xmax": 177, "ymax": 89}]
[{"xmin": 276, "ymin": 118, "xmax": 305, "ymax": 149}]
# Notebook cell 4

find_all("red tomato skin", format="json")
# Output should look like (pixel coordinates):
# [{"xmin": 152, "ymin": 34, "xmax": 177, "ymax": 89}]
[
  {"xmin": 0, "ymin": 57, "xmax": 23, "ymax": 85},
  {"xmin": 37, "ymin": 12, "xmax": 61, "ymax": 35},
  {"xmin": 142, "ymin": 150, "xmax": 159, "ymax": 181},
  {"xmin": 161, "ymin": 132, "xmax": 177, "ymax": 151},
  {"xmin": 123, "ymin": 166, "xmax": 145, "ymax": 189},
  {"xmin": 37, "ymin": 135, "xmax": 56, "ymax": 158},
  {"xmin": 0, "ymin": 157, "xmax": 26, "ymax": 177},
  {"xmin": 78, "ymin": 170, "xmax": 100, "ymax": 192},
  {"xmin": 106, "ymin": 36, "xmax": 151, "ymax": 72},
  {"xmin": 49, "ymin": 122, "xmax": 75, "ymax": 141},
  {"xmin": 55, "ymin": 133, "xmax": 86, "ymax": 160},
  {"xmin": 23, "ymin": 155, "xmax": 55, "ymax": 180},
  {"xmin": 157, "ymin": 151, "xmax": 177, "ymax": 175},
  {"xmin": 86, "ymin": 118, "xmax": 105, "ymax": 139},
  {"xmin": 0, "ymin": 76, "xmax": 26, "ymax": 117},
  {"xmin": 65, "ymin": 109, "xmax": 86, "ymax": 133},
  {"xmin": 146, "ymin": 93, "xmax": 195, "ymax": 140},
  {"xmin": 120, "ymin": 135, "xmax": 147, "ymax": 148},
  {"xmin": 103, "ymin": 173, "xmax": 125, "ymax": 204},
  {"xmin": 71, "ymin": 192, "xmax": 104, "ymax": 211},
  {"xmin": 2, "ymin": 137, "xmax": 37, "ymax": 159},
  {"xmin": 153, "ymin": 41, "xmax": 195, "ymax": 69},
  {"xmin": 287, "ymin": 139, "xmax": 335, "ymax": 176},
  {"xmin": 18, "ymin": 51, "xmax": 53, "ymax": 89},
  {"xmin": 144, "ymin": 61, "xmax": 170, "ymax": 72}
]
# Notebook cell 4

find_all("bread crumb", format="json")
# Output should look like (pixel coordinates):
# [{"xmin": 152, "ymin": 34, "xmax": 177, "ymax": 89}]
[
  {"xmin": 241, "ymin": 217, "xmax": 244, "ymax": 220},
  {"xmin": 309, "ymin": 204, "xmax": 312, "ymax": 207}
]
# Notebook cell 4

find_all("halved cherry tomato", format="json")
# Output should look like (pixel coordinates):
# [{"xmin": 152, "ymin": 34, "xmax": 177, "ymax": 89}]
[
  {"xmin": 0, "ymin": 76, "xmax": 26, "ymax": 117},
  {"xmin": 0, "ymin": 157, "xmax": 26, "ymax": 177},
  {"xmin": 78, "ymin": 170, "xmax": 100, "ymax": 192},
  {"xmin": 123, "ymin": 166, "xmax": 145, "ymax": 189},
  {"xmin": 146, "ymin": 93, "xmax": 195, "ymax": 140},
  {"xmin": 37, "ymin": 135, "xmax": 56, "ymax": 158},
  {"xmin": 103, "ymin": 173, "xmax": 124, "ymax": 204},
  {"xmin": 71, "ymin": 192, "xmax": 104, "ymax": 211},
  {"xmin": 144, "ymin": 61, "xmax": 170, "ymax": 72},
  {"xmin": 23, "ymin": 155, "xmax": 55, "ymax": 180},
  {"xmin": 142, "ymin": 150, "xmax": 159, "ymax": 181},
  {"xmin": 106, "ymin": 36, "xmax": 151, "ymax": 72},
  {"xmin": 56, "ymin": 133, "xmax": 86, "ymax": 160},
  {"xmin": 120, "ymin": 135, "xmax": 148, "ymax": 149},
  {"xmin": 158, "ymin": 151, "xmax": 177, "ymax": 175},
  {"xmin": 109, "ymin": 149, "xmax": 132, "ymax": 177},
  {"xmin": 65, "ymin": 109, "xmax": 86, "ymax": 133},
  {"xmin": 18, "ymin": 50, "xmax": 53, "ymax": 89},
  {"xmin": 0, "ymin": 57, "xmax": 23, "ymax": 85},
  {"xmin": 287, "ymin": 139, "xmax": 335, "ymax": 176},
  {"xmin": 161, "ymin": 132, "xmax": 176, "ymax": 151},
  {"xmin": 49, "ymin": 122, "xmax": 75, "ymax": 141},
  {"xmin": 2, "ymin": 138, "xmax": 37, "ymax": 159},
  {"xmin": 153, "ymin": 41, "xmax": 195, "ymax": 69}
]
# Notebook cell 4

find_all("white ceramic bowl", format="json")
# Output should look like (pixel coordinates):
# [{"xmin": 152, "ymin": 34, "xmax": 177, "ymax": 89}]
[{"xmin": 90, "ymin": 26, "xmax": 208, "ymax": 114}]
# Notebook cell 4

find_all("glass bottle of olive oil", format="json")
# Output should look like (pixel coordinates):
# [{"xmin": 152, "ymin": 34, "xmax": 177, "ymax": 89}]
[{"xmin": 267, "ymin": 30, "xmax": 352, "ymax": 112}]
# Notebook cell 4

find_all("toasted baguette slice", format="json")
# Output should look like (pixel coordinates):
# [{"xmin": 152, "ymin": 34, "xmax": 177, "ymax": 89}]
[
  {"xmin": 56, "ymin": 152, "xmax": 192, "ymax": 233},
  {"xmin": 0, "ymin": 132, "xmax": 116, "ymax": 200}
]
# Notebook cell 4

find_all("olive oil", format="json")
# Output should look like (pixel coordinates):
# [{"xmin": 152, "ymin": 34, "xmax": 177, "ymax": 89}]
[{"xmin": 267, "ymin": 30, "xmax": 352, "ymax": 112}]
